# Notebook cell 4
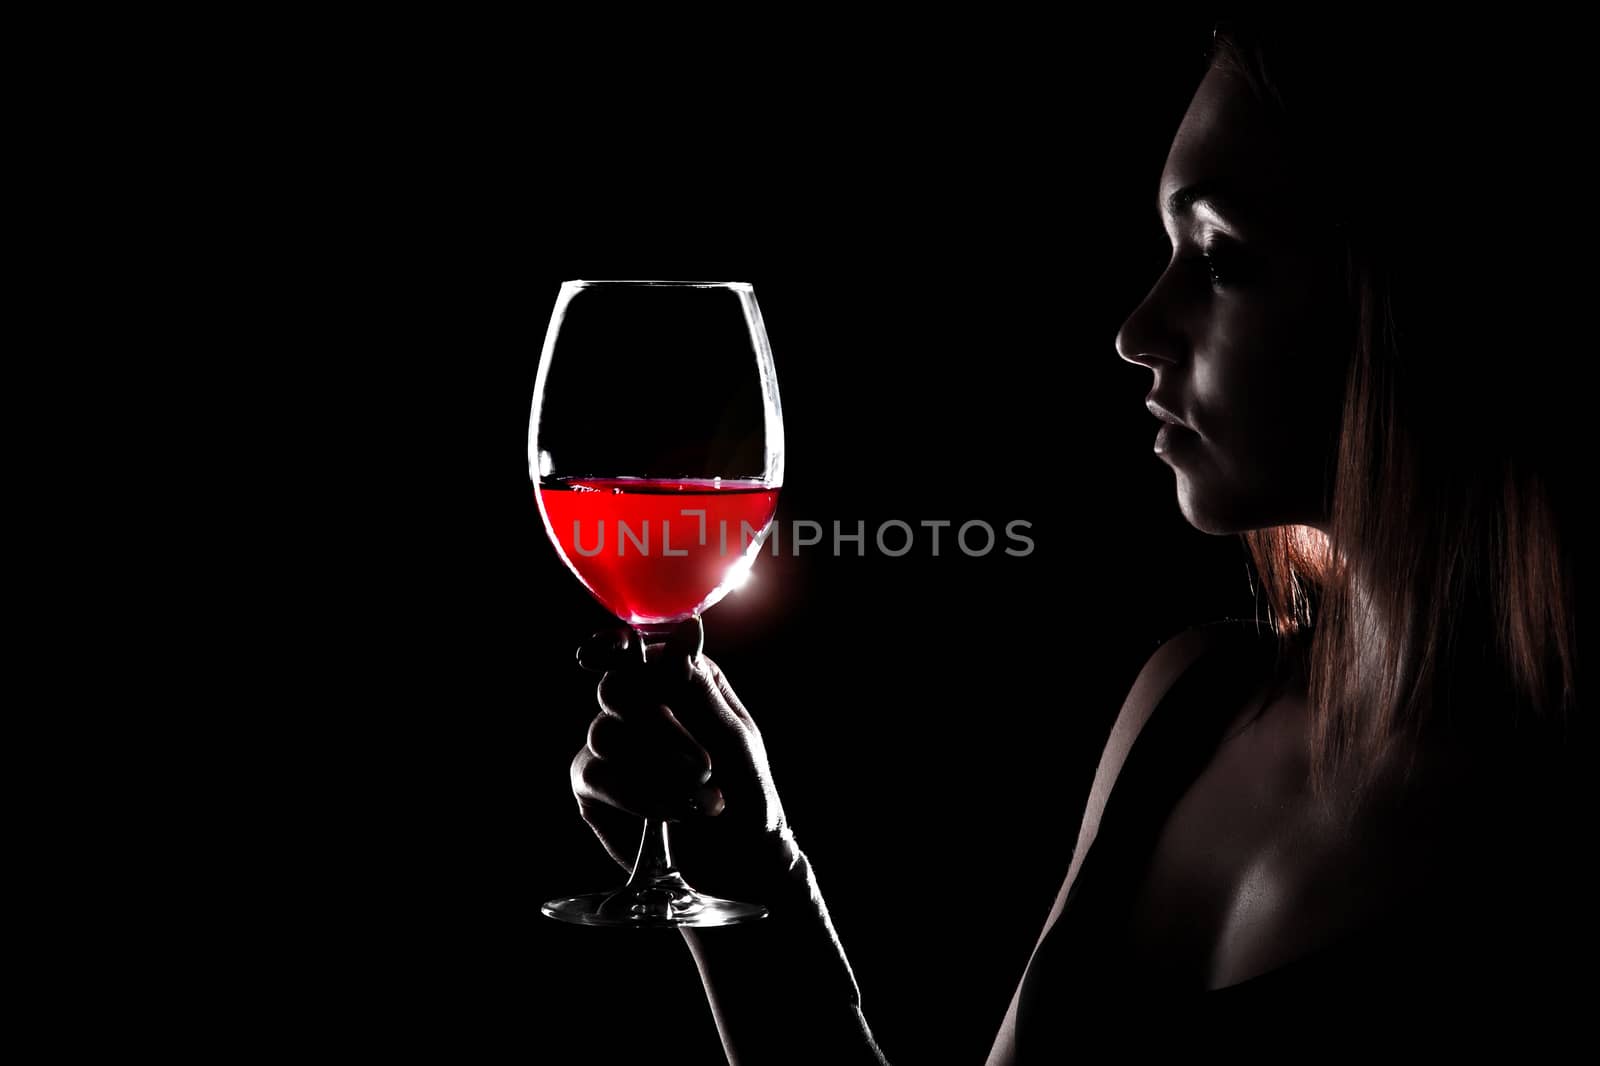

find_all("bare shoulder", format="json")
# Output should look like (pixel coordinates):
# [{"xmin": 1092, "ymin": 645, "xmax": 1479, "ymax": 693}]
[
  {"xmin": 1101, "ymin": 621, "xmax": 1253, "ymax": 769},
  {"xmin": 983, "ymin": 620, "xmax": 1260, "ymax": 1066},
  {"xmin": 1048, "ymin": 621, "xmax": 1258, "ymax": 925}
]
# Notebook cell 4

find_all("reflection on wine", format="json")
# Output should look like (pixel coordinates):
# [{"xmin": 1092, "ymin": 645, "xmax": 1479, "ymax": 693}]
[{"xmin": 536, "ymin": 477, "xmax": 780, "ymax": 625}]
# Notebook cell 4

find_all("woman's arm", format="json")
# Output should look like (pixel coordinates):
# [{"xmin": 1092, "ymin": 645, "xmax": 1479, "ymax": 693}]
[{"xmin": 678, "ymin": 826, "xmax": 890, "ymax": 1066}]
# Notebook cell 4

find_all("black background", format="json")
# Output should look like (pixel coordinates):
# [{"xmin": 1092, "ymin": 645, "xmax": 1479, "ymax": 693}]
[
  {"xmin": 66, "ymin": 14, "xmax": 1588, "ymax": 1059},
  {"xmin": 290, "ymin": 19, "xmax": 1278, "ymax": 1064}
]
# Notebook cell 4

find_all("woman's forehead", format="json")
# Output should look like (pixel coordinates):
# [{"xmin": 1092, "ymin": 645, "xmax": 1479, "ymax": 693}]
[
  {"xmin": 1168, "ymin": 67, "xmax": 1278, "ymax": 176},
  {"xmin": 1159, "ymin": 66, "xmax": 1301, "ymax": 233}
]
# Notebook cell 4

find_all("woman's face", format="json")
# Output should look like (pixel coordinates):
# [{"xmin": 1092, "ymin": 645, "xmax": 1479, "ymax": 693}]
[{"xmin": 1117, "ymin": 62, "xmax": 1348, "ymax": 535}]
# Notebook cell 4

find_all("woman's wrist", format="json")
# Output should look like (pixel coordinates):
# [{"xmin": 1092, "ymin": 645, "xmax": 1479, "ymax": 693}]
[
  {"xmin": 680, "ymin": 822, "xmax": 863, "ymax": 1009},
  {"xmin": 735, "ymin": 823, "xmax": 809, "ymax": 910},
  {"xmin": 672, "ymin": 818, "xmax": 805, "ymax": 909}
]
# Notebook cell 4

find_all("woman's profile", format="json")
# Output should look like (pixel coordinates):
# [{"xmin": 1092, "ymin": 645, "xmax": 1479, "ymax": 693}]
[{"xmin": 563, "ymin": 20, "xmax": 1582, "ymax": 1061}]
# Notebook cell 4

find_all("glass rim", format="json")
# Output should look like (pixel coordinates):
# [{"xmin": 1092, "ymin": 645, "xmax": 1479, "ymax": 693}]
[{"xmin": 562, "ymin": 279, "xmax": 752, "ymax": 292}]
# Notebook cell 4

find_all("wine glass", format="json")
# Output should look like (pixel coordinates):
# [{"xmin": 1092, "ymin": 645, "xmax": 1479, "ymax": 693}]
[{"xmin": 531, "ymin": 279, "xmax": 784, "ymax": 927}]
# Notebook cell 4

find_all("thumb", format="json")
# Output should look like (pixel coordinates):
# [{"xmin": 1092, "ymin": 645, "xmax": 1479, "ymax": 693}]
[
  {"xmin": 641, "ymin": 617, "xmax": 747, "ymax": 753},
  {"xmin": 659, "ymin": 615, "xmax": 705, "ymax": 676},
  {"xmin": 576, "ymin": 627, "xmax": 645, "ymax": 673}
]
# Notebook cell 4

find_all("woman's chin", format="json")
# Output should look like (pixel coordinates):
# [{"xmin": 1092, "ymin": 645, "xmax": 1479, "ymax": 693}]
[
  {"xmin": 1177, "ymin": 499, "xmax": 1238, "ymax": 536},
  {"xmin": 1174, "ymin": 478, "xmax": 1254, "ymax": 536},
  {"xmin": 1174, "ymin": 475, "xmax": 1322, "ymax": 536}
]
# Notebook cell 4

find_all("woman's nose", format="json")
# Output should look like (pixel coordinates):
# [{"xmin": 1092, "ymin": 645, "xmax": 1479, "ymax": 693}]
[{"xmin": 1115, "ymin": 276, "xmax": 1180, "ymax": 370}]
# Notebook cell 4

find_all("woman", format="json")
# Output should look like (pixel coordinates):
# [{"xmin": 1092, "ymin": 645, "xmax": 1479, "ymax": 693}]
[{"xmin": 566, "ymin": 21, "xmax": 1582, "ymax": 1061}]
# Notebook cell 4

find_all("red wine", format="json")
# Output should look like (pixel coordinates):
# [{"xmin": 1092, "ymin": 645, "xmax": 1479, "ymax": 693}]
[{"xmin": 536, "ymin": 477, "xmax": 781, "ymax": 625}]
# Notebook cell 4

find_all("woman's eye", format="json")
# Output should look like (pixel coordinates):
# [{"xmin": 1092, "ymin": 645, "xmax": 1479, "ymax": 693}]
[
  {"xmin": 1165, "ymin": 237, "xmax": 1252, "ymax": 292},
  {"xmin": 1193, "ymin": 243, "xmax": 1248, "ymax": 289},
  {"xmin": 1184, "ymin": 243, "xmax": 1241, "ymax": 288}
]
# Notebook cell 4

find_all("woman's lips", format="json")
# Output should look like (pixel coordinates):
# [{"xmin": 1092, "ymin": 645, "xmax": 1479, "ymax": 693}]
[
  {"xmin": 1144, "ymin": 396, "xmax": 1190, "ymax": 428},
  {"xmin": 1154, "ymin": 422, "xmax": 1198, "ymax": 457}
]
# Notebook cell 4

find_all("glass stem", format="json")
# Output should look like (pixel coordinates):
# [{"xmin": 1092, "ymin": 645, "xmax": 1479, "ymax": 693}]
[
  {"xmin": 625, "ymin": 817, "xmax": 680, "ymax": 888},
  {"xmin": 625, "ymin": 621, "xmax": 692, "ymax": 891}
]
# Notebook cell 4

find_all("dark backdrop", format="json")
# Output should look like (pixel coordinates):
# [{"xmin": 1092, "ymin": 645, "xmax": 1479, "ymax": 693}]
[{"xmin": 314, "ymin": 21, "xmax": 1271, "ymax": 1065}]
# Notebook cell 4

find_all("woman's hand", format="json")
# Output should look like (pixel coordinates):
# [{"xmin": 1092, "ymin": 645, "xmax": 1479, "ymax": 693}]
[
  {"xmin": 569, "ymin": 617, "xmax": 792, "ymax": 902},
  {"xmin": 571, "ymin": 618, "xmax": 886, "ymax": 1062}
]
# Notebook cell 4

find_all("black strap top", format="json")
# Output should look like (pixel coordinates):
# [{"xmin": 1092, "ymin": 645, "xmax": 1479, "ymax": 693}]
[
  {"xmin": 1011, "ymin": 622, "xmax": 1278, "ymax": 1029},
  {"xmin": 1005, "ymin": 619, "xmax": 1585, "ymax": 1055}
]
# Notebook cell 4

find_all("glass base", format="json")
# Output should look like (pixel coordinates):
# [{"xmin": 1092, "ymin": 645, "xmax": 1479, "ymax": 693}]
[{"xmin": 542, "ymin": 872, "xmax": 768, "ymax": 928}]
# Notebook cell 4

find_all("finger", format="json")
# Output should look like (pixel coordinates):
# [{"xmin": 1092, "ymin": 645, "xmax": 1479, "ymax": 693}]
[
  {"xmin": 602, "ymin": 626, "xmax": 754, "ymax": 789},
  {"xmin": 577, "ymin": 627, "xmax": 645, "ymax": 673},
  {"xmin": 662, "ymin": 615, "xmax": 705, "ymax": 665},
  {"xmin": 700, "ymin": 656, "xmax": 755, "ymax": 726},
  {"xmin": 632, "ymin": 615, "xmax": 704, "ymax": 660},
  {"xmin": 597, "ymin": 668, "xmax": 731, "ymax": 783},
  {"xmin": 574, "ymin": 792, "xmax": 641, "ymax": 868},
  {"xmin": 669, "ymin": 653, "xmax": 749, "ymax": 739},
  {"xmin": 586, "ymin": 708, "xmax": 712, "ymax": 785},
  {"xmin": 596, "ymin": 669, "xmax": 714, "ymax": 758},
  {"xmin": 648, "ymin": 659, "xmax": 759, "ymax": 793},
  {"xmin": 574, "ymin": 748, "xmax": 725, "ymax": 822},
  {"xmin": 627, "ymin": 617, "xmax": 728, "ymax": 724}
]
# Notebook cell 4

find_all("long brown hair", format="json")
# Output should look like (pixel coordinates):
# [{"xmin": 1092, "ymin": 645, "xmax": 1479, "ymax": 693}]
[{"xmin": 1208, "ymin": 21, "xmax": 1579, "ymax": 804}]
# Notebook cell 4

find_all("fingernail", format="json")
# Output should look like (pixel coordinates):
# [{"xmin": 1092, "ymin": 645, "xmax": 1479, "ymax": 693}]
[
  {"xmin": 677, "ymin": 754, "xmax": 712, "ymax": 785},
  {"xmin": 668, "ymin": 616, "xmax": 704, "ymax": 661},
  {"xmin": 688, "ymin": 784, "xmax": 724, "ymax": 817},
  {"xmin": 680, "ymin": 651, "xmax": 703, "ymax": 684},
  {"xmin": 576, "ymin": 629, "xmax": 636, "ymax": 672}
]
